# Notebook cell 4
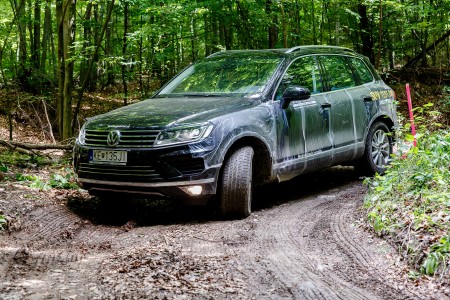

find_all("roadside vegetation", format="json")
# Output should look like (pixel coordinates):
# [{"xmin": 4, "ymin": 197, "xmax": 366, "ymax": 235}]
[
  {"xmin": 0, "ymin": 150, "xmax": 78, "ymax": 231},
  {"xmin": 364, "ymin": 95, "xmax": 450, "ymax": 282}
]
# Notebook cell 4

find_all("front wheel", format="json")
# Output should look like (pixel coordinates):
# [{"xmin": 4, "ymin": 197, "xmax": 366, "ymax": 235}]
[
  {"xmin": 357, "ymin": 121, "xmax": 393, "ymax": 176},
  {"xmin": 220, "ymin": 146, "xmax": 254, "ymax": 219}
]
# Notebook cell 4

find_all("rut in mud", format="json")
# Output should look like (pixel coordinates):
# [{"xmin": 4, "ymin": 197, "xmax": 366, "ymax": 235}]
[{"xmin": 0, "ymin": 167, "xmax": 435, "ymax": 299}]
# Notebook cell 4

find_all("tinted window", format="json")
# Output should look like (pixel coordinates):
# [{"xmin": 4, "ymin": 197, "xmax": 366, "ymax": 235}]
[
  {"xmin": 320, "ymin": 55, "xmax": 356, "ymax": 91},
  {"xmin": 276, "ymin": 56, "xmax": 323, "ymax": 99},
  {"xmin": 349, "ymin": 58, "xmax": 374, "ymax": 84}
]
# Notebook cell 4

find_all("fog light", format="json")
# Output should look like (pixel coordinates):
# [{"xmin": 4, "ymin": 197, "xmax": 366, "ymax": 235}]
[{"xmin": 180, "ymin": 185, "xmax": 203, "ymax": 196}]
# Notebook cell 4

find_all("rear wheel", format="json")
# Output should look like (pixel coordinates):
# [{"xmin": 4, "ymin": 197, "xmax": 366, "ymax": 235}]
[
  {"xmin": 220, "ymin": 146, "xmax": 254, "ymax": 219},
  {"xmin": 357, "ymin": 121, "xmax": 393, "ymax": 175}
]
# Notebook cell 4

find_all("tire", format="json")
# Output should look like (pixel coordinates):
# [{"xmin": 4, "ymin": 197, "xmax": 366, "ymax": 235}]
[
  {"xmin": 220, "ymin": 146, "xmax": 254, "ymax": 219},
  {"xmin": 357, "ymin": 121, "xmax": 393, "ymax": 176}
]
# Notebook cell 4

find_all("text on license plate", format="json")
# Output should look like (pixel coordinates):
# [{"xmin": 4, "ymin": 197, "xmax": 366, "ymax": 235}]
[{"xmin": 89, "ymin": 150, "xmax": 127, "ymax": 165}]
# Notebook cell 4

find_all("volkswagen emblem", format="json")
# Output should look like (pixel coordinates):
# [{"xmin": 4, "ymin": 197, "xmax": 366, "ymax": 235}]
[{"xmin": 106, "ymin": 130, "xmax": 121, "ymax": 147}]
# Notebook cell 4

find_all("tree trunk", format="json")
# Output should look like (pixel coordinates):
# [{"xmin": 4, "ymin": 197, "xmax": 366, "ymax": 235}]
[
  {"xmin": 280, "ymin": 0, "xmax": 287, "ymax": 47},
  {"xmin": 121, "ymin": 2, "xmax": 129, "ymax": 106},
  {"xmin": 266, "ymin": 0, "xmax": 278, "ymax": 48},
  {"xmin": 62, "ymin": 0, "xmax": 76, "ymax": 140},
  {"xmin": 376, "ymin": 0, "xmax": 383, "ymax": 69},
  {"xmin": 404, "ymin": 29, "xmax": 450, "ymax": 68},
  {"xmin": 311, "ymin": 0, "xmax": 316, "ymax": 44},
  {"xmin": 32, "ymin": 0, "xmax": 41, "ymax": 70},
  {"xmin": 13, "ymin": 0, "xmax": 28, "ymax": 87},
  {"xmin": 40, "ymin": 0, "xmax": 52, "ymax": 73},
  {"xmin": 56, "ymin": 0, "xmax": 64, "ymax": 136},
  {"xmin": 79, "ymin": 2, "xmax": 92, "ymax": 90},
  {"xmin": 190, "ymin": 11, "xmax": 198, "ymax": 61},
  {"xmin": 105, "ymin": 4, "xmax": 114, "ymax": 87},
  {"xmin": 72, "ymin": 0, "xmax": 115, "ymax": 132},
  {"xmin": 88, "ymin": 2, "xmax": 99, "ymax": 91},
  {"xmin": 357, "ymin": 3, "xmax": 375, "ymax": 64}
]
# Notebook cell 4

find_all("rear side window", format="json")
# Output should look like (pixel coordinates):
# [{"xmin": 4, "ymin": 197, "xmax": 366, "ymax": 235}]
[
  {"xmin": 320, "ymin": 55, "xmax": 356, "ymax": 91},
  {"xmin": 349, "ymin": 57, "xmax": 374, "ymax": 84},
  {"xmin": 275, "ymin": 56, "xmax": 323, "ymax": 99}
]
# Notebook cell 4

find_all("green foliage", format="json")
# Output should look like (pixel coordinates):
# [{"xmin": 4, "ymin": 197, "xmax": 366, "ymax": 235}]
[
  {"xmin": 0, "ymin": 214, "xmax": 6, "ymax": 231},
  {"xmin": 49, "ymin": 170, "xmax": 78, "ymax": 189},
  {"xmin": 2, "ymin": 0, "xmax": 449, "ymax": 96},
  {"xmin": 15, "ymin": 169, "xmax": 78, "ymax": 191},
  {"xmin": 364, "ymin": 129, "xmax": 450, "ymax": 278},
  {"xmin": 16, "ymin": 173, "xmax": 51, "ymax": 191},
  {"xmin": 0, "ymin": 151, "xmax": 31, "ymax": 166}
]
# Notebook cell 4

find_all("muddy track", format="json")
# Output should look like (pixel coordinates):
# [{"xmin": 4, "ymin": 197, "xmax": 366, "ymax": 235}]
[{"xmin": 0, "ymin": 167, "xmax": 430, "ymax": 299}]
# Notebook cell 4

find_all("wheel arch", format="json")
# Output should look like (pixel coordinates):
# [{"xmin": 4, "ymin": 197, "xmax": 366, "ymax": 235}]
[
  {"xmin": 221, "ymin": 135, "xmax": 273, "ymax": 186},
  {"xmin": 369, "ymin": 115, "xmax": 396, "ymax": 142}
]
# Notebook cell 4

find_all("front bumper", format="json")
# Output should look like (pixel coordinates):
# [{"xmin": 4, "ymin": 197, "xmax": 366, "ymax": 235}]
[{"xmin": 73, "ymin": 141, "xmax": 221, "ymax": 200}]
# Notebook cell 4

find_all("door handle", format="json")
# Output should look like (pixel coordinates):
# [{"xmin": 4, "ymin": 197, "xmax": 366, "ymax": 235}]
[
  {"xmin": 321, "ymin": 102, "xmax": 331, "ymax": 109},
  {"xmin": 363, "ymin": 96, "xmax": 373, "ymax": 102}
]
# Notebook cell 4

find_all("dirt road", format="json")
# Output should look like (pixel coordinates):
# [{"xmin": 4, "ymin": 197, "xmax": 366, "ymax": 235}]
[{"xmin": 0, "ymin": 167, "xmax": 432, "ymax": 299}]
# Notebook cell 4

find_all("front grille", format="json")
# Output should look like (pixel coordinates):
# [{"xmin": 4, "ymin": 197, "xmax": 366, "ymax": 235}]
[
  {"xmin": 79, "ymin": 163, "xmax": 163, "ymax": 182},
  {"xmin": 85, "ymin": 129, "xmax": 159, "ymax": 148}
]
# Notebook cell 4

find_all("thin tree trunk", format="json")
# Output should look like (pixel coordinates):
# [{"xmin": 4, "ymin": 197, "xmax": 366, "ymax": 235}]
[
  {"xmin": 13, "ymin": 0, "xmax": 28, "ymax": 87},
  {"xmin": 72, "ymin": 0, "xmax": 115, "ymax": 132},
  {"xmin": 280, "ymin": 0, "xmax": 287, "ymax": 47},
  {"xmin": 138, "ymin": 14, "xmax": 144, "ymax": 98},
  {"xmin": 376, "ymin": 0, "xmax": 383, "ymax": 69},
  {"xmin": 79, "ymin": 2, "xmax": 92, "ymax": 89},
  {"xmin": 41, "ymin": 0, "xmax": 51, "ymax": 73},
  {"xmin": 266, "ymin": 0, "xmax": 278, "ymax": 48},
  {"xmin": 311, "ymin": 0, "xmax": 316, "ymax": 44},
  {"xmin": 32, "ymin": 0, "xmax": 41, "ymax": 70},
  {"xmin": 61, "ymin": 0, "xmax": 76, "ymax": 140},
  {"xmin": 404, "ymin": 29, "xmax": 450, "ymax": 68},
  {"xmin": 358, "ymin": 3, "xmax": 375, "ymax": 64},
  {"xmin": 121, "ymin": 1, "xmax": 129, "ymax": 106},
  {"xmin": 56, "ymin": 0, "xmax": 64, "ymax": 136},
  {"xmin": 190, "ymin": 11, "xmax": 198, "ymax": 61}
]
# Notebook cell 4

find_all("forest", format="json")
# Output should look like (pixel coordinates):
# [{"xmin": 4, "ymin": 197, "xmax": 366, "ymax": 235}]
[
  {"xmin": 0, "ymin": 0, "xmax": 449, "ymax": 141},
  {"xmin": 1, "ymin": 1, "xmax": 450, "ymax": 295}
]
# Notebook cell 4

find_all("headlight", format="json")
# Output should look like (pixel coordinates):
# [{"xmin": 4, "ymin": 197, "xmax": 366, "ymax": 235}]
[
  {"xmin": 154, "ymin": 124, "xmax": 213, "ymax": 147},
  {"xmin": 77, "ymin": 125, "xmax": 86, "ymax": 145}
]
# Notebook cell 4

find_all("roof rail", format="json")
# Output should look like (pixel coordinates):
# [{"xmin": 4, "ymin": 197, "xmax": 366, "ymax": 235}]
[{"xmin": 285, "ymin": 45, "xmax": 355, "ymax": 54}]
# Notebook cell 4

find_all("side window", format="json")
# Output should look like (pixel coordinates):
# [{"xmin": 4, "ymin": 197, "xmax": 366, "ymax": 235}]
[
  {"xmin": 349, "ymin": 57, "xmax": 374, "ymax": 84},
  {"xmin": 275, "ymin": 56, "xmax": 323, "ymax": 100},
  {"xmin": 320, "ymin": 55, "xmax": 356, "ymax": 91}
]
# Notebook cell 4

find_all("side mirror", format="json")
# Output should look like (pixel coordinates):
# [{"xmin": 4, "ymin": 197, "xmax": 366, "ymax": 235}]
[{"xmin": 280, "ymin": 86, "xmax": 311, "ymax": 109}]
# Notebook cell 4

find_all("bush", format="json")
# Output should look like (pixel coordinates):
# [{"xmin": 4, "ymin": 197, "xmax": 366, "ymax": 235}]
[{"xmin": 364, "ymin": 130, "xmax": 450, "ymax": 278}]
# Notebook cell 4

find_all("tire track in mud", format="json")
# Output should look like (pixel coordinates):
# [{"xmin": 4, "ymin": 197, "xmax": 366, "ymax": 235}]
[
  {"xmin": 247, "ymin": 189, "xmax": 369, "ymax": 300},
  {"xmin": 0, "ymin": 203, "xmax": 120, "ymax": 299},
  {"xmin": 243, "ymin": 182, "xmax": 422, "ymax": 300},
  {"xmin": 0, "ymin": 170, "xmax": 431, "ymax": 299},
  {"xmin": 329, "ymin": 196, "xmax": 423, "ymax": 300}
]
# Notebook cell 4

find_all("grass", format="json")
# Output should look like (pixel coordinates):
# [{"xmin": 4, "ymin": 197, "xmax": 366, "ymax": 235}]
[{"xmin": 364, "ymin": 129, "xmax": 450, "ymax": 279}]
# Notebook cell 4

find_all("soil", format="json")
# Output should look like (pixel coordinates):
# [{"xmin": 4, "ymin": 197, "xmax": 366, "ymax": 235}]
[{"xmin": 0, "ymin": 167, "xmax": 445, "ymax": 300}]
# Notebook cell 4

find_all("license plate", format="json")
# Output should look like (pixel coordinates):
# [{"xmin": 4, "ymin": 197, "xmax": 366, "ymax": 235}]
[{"xmin": 89, "ymin": 149, "xmax": 127, "ymax": 165}]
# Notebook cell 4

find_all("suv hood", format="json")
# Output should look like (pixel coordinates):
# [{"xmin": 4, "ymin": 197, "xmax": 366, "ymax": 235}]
[{"xmin": 85, "ymin": 96, "xmax": 260, "ymax": 129}]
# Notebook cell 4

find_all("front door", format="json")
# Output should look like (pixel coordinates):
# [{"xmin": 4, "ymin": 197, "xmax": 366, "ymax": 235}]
[{"xmin": 274, "ymin": 55, "xmax": 331, "ymax": 180}]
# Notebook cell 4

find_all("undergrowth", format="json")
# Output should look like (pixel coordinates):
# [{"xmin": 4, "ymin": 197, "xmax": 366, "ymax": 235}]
[
  {"xmin": 364, "ymin": 106, "xmax": 450, "ymax": 279},
  {"xmin": 0, "ymin": 149, "xmax": 78, "ymax": 190}
]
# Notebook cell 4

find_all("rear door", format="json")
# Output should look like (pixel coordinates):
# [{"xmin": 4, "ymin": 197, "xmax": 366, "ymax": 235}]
[{"xmin": 319, "ymin": 55, "xmax": 359, "ymax": 162}]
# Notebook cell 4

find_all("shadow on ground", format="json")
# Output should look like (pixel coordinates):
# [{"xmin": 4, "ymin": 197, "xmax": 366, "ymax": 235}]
[{"xmin": 66, "ymin": 166, "xmax": 364, "ymax": 227}]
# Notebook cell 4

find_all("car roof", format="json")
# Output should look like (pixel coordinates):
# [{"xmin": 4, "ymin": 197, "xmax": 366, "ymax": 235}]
[{"xmin": 207, "ymin": 45, "xmax": 358, "ymax": 59}]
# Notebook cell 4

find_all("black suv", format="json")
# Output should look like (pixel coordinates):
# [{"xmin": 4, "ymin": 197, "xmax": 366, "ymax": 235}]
[{"xmin": 73, "ymin": 45, "xmax": 397, "ymax": 218}]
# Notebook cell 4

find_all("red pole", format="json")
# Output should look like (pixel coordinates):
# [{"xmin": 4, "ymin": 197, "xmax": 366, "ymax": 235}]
[{"xmin": 405, "ymin": 83, "xmax": 417, "ymax": 147}]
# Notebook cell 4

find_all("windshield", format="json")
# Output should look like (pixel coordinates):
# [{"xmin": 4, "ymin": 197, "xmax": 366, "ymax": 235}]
[{"xmin": 158, "ymin": 55, "xmax": 282, "ymax": 96}]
